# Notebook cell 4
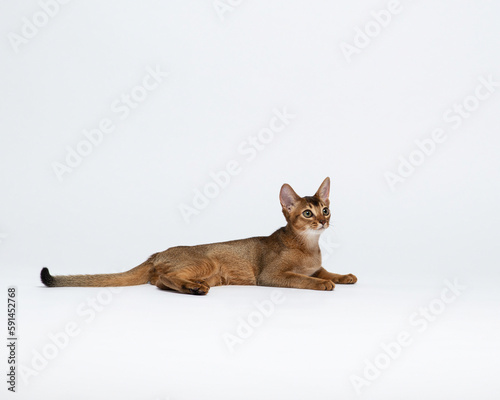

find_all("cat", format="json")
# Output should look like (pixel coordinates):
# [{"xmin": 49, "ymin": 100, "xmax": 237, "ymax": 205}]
[{"xmin": 40, "ymin": 177, "xmax": 357, "ymax": 295}]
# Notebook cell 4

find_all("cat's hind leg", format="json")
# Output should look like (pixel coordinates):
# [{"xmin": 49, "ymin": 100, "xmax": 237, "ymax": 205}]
[
  {"xmin": 153, "ymin": 258, "xmax": 219, "ymax": 295},
  {"xmin": 156, "ymin": 273, "xmax": 210, "ymax": 295}
]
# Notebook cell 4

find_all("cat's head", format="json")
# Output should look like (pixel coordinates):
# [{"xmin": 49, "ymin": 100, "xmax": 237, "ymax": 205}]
[{"xmin": 279, "ymin": 177, "xmax": 331, "ymax": 234}]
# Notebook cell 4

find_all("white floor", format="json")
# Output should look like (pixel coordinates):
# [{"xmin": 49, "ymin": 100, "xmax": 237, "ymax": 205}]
[{"xmin": 5, "ymin": 269, "xmax": 499, "ymax": 400}]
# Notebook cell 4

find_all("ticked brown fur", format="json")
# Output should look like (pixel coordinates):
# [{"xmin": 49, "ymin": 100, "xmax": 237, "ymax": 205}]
[{"xmin": 41, "ymin": 178, "xmax": 357, "ymax": 295}]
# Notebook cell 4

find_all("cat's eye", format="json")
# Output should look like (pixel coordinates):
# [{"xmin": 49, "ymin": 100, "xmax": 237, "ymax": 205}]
[
  {"xmin": 302, "ymin": 210, "xmax": 313, "ymax": 218},
  {"xmin": 322, "ymin": 207, "xmax": 330, "ymax": 216}
]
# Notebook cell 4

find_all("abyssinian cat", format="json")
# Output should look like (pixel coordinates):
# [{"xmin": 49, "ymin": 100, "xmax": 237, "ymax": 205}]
[{"xmin": 40, "ymin": 177, "xmax": 357, "ymax": 295}]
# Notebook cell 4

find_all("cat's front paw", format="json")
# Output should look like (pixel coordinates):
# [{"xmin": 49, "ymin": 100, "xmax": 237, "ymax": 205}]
[
  {"xmin": 338, "ymin": 274, "xmax": 357, "ymax": 284},
  {"xmin": 318, "ymin": 280, "xmax": 335, "ymax": 291}
]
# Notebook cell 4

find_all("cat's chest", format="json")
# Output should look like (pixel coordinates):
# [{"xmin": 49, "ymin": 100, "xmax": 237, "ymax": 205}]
[{"xmin": 292, "ymin": 251, "xmax": 322, "ymax": 276}]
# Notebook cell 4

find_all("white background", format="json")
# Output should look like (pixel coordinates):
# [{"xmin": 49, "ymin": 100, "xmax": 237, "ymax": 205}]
[{"xmin": 1, "ymin": 0, "xmax": 499, "ymax": 399}]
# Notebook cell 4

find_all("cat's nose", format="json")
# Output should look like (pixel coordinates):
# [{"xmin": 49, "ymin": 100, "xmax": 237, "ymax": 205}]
[{"xmin": 319, "ymin": 220, "xmax": 327, "ymax": 226}]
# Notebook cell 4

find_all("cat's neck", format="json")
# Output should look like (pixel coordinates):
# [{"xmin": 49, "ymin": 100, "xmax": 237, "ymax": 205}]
[{"xmin": 280, "ymin": 224, "xmax": 322, "ymax": 253}]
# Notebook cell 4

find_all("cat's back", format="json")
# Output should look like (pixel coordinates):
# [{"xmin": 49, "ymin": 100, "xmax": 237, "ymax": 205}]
[{"xmin": 199, "ymin": 236, "xmax": 269, "ymax": 260}]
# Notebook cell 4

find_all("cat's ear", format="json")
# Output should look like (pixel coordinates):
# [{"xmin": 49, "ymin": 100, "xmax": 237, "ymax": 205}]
[
  {"xmin": 280, "ymin": 184, "xmax": 301, "ymax": 212},
  {"xmin": 315, "ymin": 177, "xmax": 330, "ymax": 203}
]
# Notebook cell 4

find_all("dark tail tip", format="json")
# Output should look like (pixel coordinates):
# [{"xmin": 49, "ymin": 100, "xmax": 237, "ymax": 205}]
[{"xmin": 41, "ymin": 267, "xmax": 56, "ymax": 287}]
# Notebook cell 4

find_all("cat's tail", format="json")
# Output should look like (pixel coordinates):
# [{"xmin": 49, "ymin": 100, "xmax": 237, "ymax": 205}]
[{"xmin": 40, "ymin": 259, "xmax": 153, "ymax": 288}]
